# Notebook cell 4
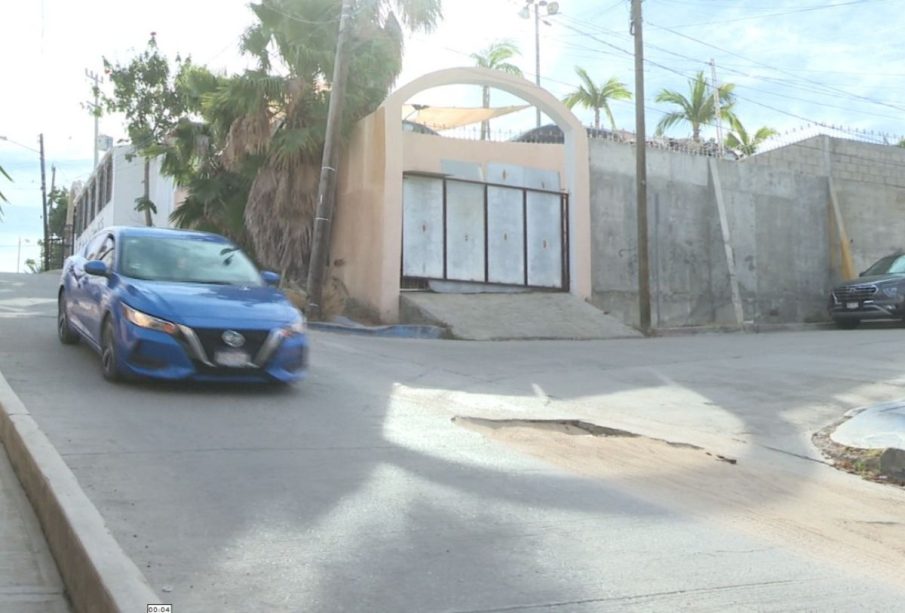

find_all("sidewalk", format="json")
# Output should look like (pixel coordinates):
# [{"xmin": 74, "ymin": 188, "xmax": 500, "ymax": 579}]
[{"xmin": 0, "ymin": 444, "xmax": 69, "ymax": 612}]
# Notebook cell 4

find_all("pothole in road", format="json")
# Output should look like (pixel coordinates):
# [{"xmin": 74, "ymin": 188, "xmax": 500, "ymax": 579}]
[{"xmin": 452, "ymin": 417, "xmax": 738, "ymax": 465}]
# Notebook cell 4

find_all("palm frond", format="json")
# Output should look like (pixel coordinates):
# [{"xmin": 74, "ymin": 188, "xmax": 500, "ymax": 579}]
[{"xmin": 655, "ymin": 111, "xmax": 687, "ymax": 136}]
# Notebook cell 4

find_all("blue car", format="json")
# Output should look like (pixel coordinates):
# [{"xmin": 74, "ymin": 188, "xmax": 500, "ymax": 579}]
[{"xmin": 58, "ymin": 227, "xmax": 308, "ymax": 384}]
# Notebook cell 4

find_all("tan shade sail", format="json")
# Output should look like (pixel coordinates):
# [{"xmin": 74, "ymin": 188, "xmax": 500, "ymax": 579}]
[{"xmin": 402, "ymin": 104, "xmax": 530, "ymax": 131}]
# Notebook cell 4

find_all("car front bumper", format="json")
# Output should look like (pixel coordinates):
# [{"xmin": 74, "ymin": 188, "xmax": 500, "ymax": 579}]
[
  {"xmin": 829, "ymin": 297, "xmax": 905, "ymax": 321},
  {"xmin": 116, "ymin": 318, "xmax": 308, "ymax": 383}
]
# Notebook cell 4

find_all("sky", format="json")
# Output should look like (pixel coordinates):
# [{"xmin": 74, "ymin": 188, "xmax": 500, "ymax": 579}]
[{"xmin": 2, "ymin": 0, "xmax": 904, "ymax": 272}]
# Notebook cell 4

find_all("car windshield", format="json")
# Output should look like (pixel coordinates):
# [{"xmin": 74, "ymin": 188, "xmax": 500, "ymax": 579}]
[
  {"xmin": 862, "ymin": 254, "xmax": 905, "ymax": 276},
  {"xmin": 119, "ymin": 235, "xmax": 263, "ymax": 286}
]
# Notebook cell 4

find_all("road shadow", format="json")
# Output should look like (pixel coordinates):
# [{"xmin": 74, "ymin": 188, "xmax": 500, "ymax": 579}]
[{"xmin": 1, "ymin": 273, "xmax": 903, "ymax": 609}]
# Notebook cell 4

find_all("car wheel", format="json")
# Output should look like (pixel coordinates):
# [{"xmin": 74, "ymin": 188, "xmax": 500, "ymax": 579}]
[
  {"xmin": 101, "ymin": 318, "xmax": 121, "ymax": 382},
  {"xmin": 58, "ymin": 294, "xmax": 79, "ymax": 345},
  {"xmin": 834, "ymin": 319, "xmax": 860, "ymax": 330}
]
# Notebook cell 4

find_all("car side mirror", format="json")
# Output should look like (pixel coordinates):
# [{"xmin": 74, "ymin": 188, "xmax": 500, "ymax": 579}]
[
  {"xmin": 84, "ymin": 260, "xmax": 108, "ymax": 277},
  {"xmin": 261, "ymin": 271, "xmax": 280, "ymax": 286}
]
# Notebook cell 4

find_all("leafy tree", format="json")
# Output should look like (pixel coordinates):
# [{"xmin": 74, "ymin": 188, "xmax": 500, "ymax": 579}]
[
  {"xmin": 226, "ymin": 0, "xmax": 442, "ymax": 284},
  {"xmin": 655, "ymin": 71, "xmax": 736, "ymax": 142},
  {"xmin": 100, "ymin": 34, "xmax": 189, "ymax": 226},
  {"xmin": 562, "ymin": 66, "xmax": 631, "ymax": 131},
  {"xmin": 897, "ymin": 138, "xmax": 905, "ymax": 148},
  {"xmin": 725, "ymin": 116, "xmax": 777, "ymax": 157},
  {"xmin": 470, "ymin": 41, "xmax": 522, "ymax": 139},
  {"xmin": 24, "ymin": 258, "xmax": 38, "ymax": 274},
  {"xmin": 40, "ymin": 187, "xmax": 70, "ymax": 268},
  {"xmin": 159, "ymin": 65, "xmax": 259, "ymax": 255}
]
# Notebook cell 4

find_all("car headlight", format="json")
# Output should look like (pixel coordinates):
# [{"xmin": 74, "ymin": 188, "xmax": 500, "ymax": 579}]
[
  {"xmin": 881, "ymin": 286, "xmax": 899, "ymax": 298},
  {"xmin": 122, "ymin": 304, "xmax": 179, "ymax": 335},
  {"xmin": 279, "ymin": 318, "xmax": 307, "ymax": 337}
]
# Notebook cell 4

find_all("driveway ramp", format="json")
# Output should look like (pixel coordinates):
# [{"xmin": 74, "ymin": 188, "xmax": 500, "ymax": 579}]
[{"xmin": 400, "ymin": 292, "xmax": 642, "ymax": 340}]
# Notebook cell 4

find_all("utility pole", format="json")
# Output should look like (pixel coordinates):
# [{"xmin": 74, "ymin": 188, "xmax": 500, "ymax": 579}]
[
  {"xmin": 305, "ymin": 0, "xmax": 354, "ymax": 320},
  {"xmin": 39, "ymin": 134, "xmax": 49, "ymax": 272},
  {"xmin": 49, "ymin": 165, "xmax": 57, "ymax": 268},
  {"xmin": 632, "ymin": 0, "xmax": 651, "ymax": 333},
  {"xmin": 86, "ymin": 69, "xmax": 102, "ymax": 168},
  {"xmin": 710, "ymin": 59, "xmax": 723, "ymax": 157}
]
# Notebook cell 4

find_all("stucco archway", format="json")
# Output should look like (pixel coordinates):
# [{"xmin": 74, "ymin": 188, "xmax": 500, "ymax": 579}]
[{"xmin": 332, "ymin": 67, "xmax": 591, "ymax": 322}]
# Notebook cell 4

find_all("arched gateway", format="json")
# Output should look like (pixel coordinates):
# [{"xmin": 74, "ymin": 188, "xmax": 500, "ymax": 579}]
[{"xmin": 330, "ymin": 67, "xmax": 591, "ymax": 322}]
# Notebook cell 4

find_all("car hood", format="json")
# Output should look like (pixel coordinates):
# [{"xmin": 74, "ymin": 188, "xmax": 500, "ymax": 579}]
[
  {"xmin": 121, "ymin": 279, "xmax": 299, "ymax": 328},
  {"xmin": 835, "ymin": 274, "xmax": 905, "ymax": 289}
]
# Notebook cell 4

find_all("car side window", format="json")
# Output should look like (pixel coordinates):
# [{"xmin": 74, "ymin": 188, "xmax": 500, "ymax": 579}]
[
  {"xmin": 96, "ymin": 236, "xmax": 115, "ymax": 268},
  {"xmin": 85, "ymin": 234, "xmax": 107, "ymax": 260}
]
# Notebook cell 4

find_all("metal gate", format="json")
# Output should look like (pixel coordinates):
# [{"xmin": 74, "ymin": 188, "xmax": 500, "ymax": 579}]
[{"xmin": 402, "ymin": 172, "xmax": 569, "ymax": 290}]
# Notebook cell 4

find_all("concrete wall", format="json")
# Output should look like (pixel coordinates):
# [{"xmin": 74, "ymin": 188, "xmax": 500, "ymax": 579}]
[
  {"xmin": 332, "ymin": 106, "xmax": 391, "ymax": 321},
  {"xmin": 590, "ymin": 139, "xmax": 831, "ymax": 327},
  {"xmin": 750, "ymin": 136, "xmax": 905, "ymax": 274}
]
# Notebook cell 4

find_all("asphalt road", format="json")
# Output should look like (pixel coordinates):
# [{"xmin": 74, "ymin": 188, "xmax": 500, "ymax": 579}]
[{"xmin": 1, "ymin": 272, "xmax": 904, "ymax": 611}]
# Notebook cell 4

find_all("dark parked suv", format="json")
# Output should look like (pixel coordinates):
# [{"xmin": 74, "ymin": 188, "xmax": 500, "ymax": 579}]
[{"xmin": 829, "ymin": 252, "xmax": 905, "ymax": 329}]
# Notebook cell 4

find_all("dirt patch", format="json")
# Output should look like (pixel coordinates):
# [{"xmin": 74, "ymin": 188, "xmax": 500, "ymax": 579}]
[
  {"xmin": 454, "ymin": 415, "xmax": 905, "ymax": 589},
  {"xmin": 453, "ymin": 417, "xmax": 738, "ymax": 463},
  {"xmin": 813, "ymin": 419, "xmax": 905, "ymax": 488}
]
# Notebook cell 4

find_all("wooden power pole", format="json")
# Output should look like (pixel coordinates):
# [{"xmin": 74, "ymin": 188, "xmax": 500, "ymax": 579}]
[
  {"xmin": 632, "ymin": 0, "xmax": 651, "ymax": 333},
  {"xmin": 39, "ymin": 134, "xmax": 49, "ymax": 272},
  {"xmin": 306, "ymin": 0, "xmax": 354, "ymax": 320}
]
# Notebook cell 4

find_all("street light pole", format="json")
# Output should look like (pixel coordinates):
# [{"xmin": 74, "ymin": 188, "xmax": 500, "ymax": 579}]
[
  {"xmin": 534, "ymin": 3, "xmax": 541, "ymax": 128},
  {"xmin": 86, "ymin": 69, "xmax": 102, "ymax": 168},
  {"xmin": 521, "ymin": 1, "xmax": 560, "ymax": 128},
  {"xmin": 16, "ymin": 238, "xmax": 31, "ymax": 274}
]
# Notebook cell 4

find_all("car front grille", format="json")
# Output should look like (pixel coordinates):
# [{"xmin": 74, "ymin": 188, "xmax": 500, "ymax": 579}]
[
  {"xmin": 192, "ymin": 328, "xmax": 271, "ymax": 361},
  {"xmin": 833, "ymin": 284, "xmax": 878, "ymax": 302}
]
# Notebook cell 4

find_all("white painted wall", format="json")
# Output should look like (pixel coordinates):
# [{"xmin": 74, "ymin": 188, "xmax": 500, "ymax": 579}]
[{"xmin": 74, "ymin": 146, "xmax": 178, "ymax": 254}]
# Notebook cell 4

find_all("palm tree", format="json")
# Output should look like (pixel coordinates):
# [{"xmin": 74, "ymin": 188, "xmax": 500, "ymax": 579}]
[
  {"xmin": 162, "ymin": 66, "xmax": 259, "ymax": 254},
  {"xmin": 562, "ymin": 66, "xmax": 632, "ymax": 131},
  {"xmin": 725, "ymin": 116, "xmax": 777, "ymax": 157},
  {"xmin": 655, "ymin": 71, "xmax": 736, "ymax": 142},
  {"xmin": 0, "ymin": 163, "xmax": 9, "ymax": 218},
  {"xmin": 470, "ymin": 41, "xmax": 523, "ymax": 140},
  {"xmin": 222, "ymin": 0, "xmax": 442, "ymax": 283}
]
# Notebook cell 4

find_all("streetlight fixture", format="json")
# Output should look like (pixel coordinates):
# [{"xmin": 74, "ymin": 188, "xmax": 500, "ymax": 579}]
[
  {"xmin": 16, "ymin": 238, "xmax": 32, "ymax": 274},
  {"xmin": 520, "ymin": 0, "xmax": 560, "ymax": 128}
]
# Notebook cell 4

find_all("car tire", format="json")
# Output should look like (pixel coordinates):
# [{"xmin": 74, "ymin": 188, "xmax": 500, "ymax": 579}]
[
  {"xmin": 834, "ymin": 319, "xmax": 860, "ymax": 330},
  {"xmin": 101, "ymin": 318, "xmax": 122, "ymax": 382},
  {"xmin": 58, "ymin": 294, "xmax": 79, "ymax": 345}
]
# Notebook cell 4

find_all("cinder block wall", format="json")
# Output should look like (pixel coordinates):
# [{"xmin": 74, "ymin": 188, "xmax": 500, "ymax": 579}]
[
  {"xmin": 587, "ymin": 134, "xmax": 905, "ymax": 328},
  {"xmin": 753, "ymin": 136, "xmax": 905, "ymax": 274}
]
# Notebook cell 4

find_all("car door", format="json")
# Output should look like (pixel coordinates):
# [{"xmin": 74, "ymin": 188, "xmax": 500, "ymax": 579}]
[
  {"xmin": 82, "ymin": 233, "xmax": 116, "ymax": 346},
  {"xmin": 68, "ymin": 233, "xmax": 105, "ymax": 334}
]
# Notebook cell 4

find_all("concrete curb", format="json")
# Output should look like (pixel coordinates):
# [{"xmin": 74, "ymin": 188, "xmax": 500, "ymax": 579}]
[
  {"xmin": 309, "ymin": 321, "xmax": 447, "ymax": 339},
  {"xmin": 0, "ymin": 371, "xmax": 160, "ymax": 613},
  {"xmin": 654, "ymin": 322, "xmax": 835, "ymax": 337}
]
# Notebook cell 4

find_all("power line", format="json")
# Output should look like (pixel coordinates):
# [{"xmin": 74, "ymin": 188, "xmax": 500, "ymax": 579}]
[
  {"xmin": 547, "ymin": 18, "xmax": 905, "ymax": 124},
  {"xmin": 556, "ymin": 13, "xmax": 905, "ymax": 117},
  {"xmin": 547, "ymin": 15, "xmax": 905, "ymax": 141},
  {"xmin": 665, "ymin": 0, "xmax": 890, "ymax": 28},
  {"xmin": 0, "ymin": 136, "xmax": 41, "ymax": 154},
  {"xmin": 646, "ymin": 20, "xmax": 905, "ymax": 114}
]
